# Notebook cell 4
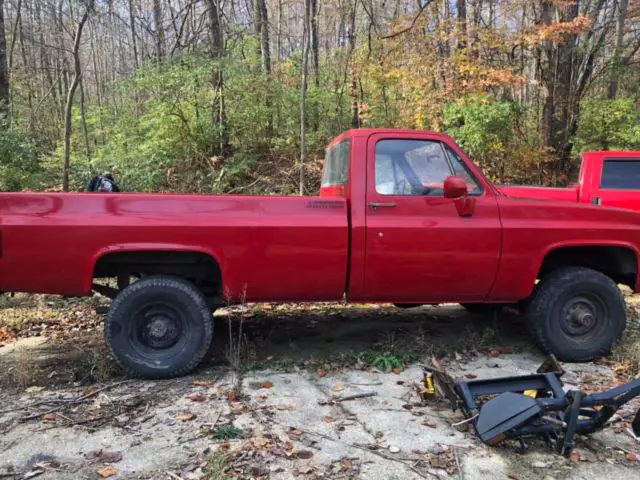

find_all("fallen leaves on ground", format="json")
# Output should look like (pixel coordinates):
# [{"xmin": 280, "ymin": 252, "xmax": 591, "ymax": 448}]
[
  {"xmin": 316, "ymin": 369, "xmax": 327, "ymax": 377},
  {"xmin": 25, "ymin": 386, "xmax": 44, "ymax": 393},
  {"xmin": 186, "ymin": 393, "xmax": 207, "ymax": 402},
  {"xmin": 276, "ymin": 404, "xmax": 296, "ymax": 411},
  {"xmin": 297, "ymin": 465, "xmax": 314, "ymax": 474},
  {"xmin": 43, "ymin": 413, "xmax": 57, "ymax": 422},
  {"xmin": 626, "ymin": 453, "xmax": 637, "ymax": 462},
  {"xmin": 251, "ymin": 437, "xmax": 272, "ymax": 448},
  {"xmin": 0, "ymin": 328, "xmax": 11, "ymax": 342},
  {"xmin": 423, "ymin": 420, "xmax": 437, "ymax": 428},
  {"xmin": 97, "ymin": 466, "xmax": 117, "ymax": 478},
  {"xmin": 331, "ymin": 384, "xmax": 344, "ymax": 392},
  {"xmin": 323, "ymin": 416, "xmax": 335, "ymax": 423},
  {"xmin": 192, "ymin": 379, "xmax": 215, "ymax": 387},
  {"xmin": 260, "ymin": 381, "xmax": 274, "ymax": 389},
  {"xmin": 85, "ymin": 450, "xmax": 123, "ymax": 463},
  {"xmin": 295, "ymin": 450, "xmax": 314, "ymax": 459},
  {"xmin": 570, "ymin": 451, "xmax": 581, "ymax": 462},
  {"xmin": 101, "ymin": 452, "xmax": 123, "ymax": 463},
  {"xmin": 176, "ymin": 412, "xmax": 196, "ymax": 421}
]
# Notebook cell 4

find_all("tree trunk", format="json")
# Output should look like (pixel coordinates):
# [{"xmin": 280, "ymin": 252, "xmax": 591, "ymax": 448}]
[
  {"xmin": 456, "ymin": 0, "xmax": 467, "ymax": 50},
  {"xmin": 79, "ymin": 78, "xmax": 91, "ymax": 160},
  {"xmin": 17, "ymin": 2, "xmax": 32, "ymax": 132},
  {"xmin": 129, "ymin": 0, "xmax": 139, "ymax": 69},
  {"xmin": 607, "ymin": 0, "xmax": 629, "ymax": 99},
  {"xmin": 153, "ymin": 0, "xmax": 165, "ymax": 60},
  {"xmin": 0, "ymin": 0, "xmax": 11, "ymax": 127},
  {"xmin": 300, "ymin": 0, "xmax": 311, "ymax": 195},
  {"xmin": 310, "ymin": 0, "xmax": 319, "ymax": 88},
  {"xmin": 276, "ymin": 0, "xmax": 282, "ymax": 63},
  {"xmin": 348, "ymin": 0, "xmax": 359, "ymax": 128},
  {"xmin": 205, "ymin": 0, "xmax": 229, "ymax": 155},
  {"xmin": 253, "ymin": 0, "xmax": 272, "ymax": 136},
  {"xmin": 310, "ymin": 0, "xmax": 319, "ymax": 131},
  {"xmin": 540, "ymin": 0, "xmax": 579, "ymax": 178},
  {"xmin": 254, "ymin": 0, "xmax": 271, "ymax": 73},
  {"xmin": 62, "ymin": 6, "xmax": 92, "ymax": 192}
]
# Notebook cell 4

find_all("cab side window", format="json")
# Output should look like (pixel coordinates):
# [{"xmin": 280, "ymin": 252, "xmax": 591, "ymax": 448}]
[{"xmin": 375, "ymin": 139, "xmax": 481, "ymax": 196}]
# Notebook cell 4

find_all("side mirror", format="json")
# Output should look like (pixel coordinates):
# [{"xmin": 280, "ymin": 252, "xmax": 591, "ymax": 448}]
[{"xmin": 443, "ymin": 176, "xmax": 468, "ymax": 199}]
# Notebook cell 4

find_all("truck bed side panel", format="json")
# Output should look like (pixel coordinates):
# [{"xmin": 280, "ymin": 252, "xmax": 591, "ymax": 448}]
[
  {"xmin": 497, "ymin": 185, "xmax": 579, "ymax": 202},
  {"xmin": 0, "ymin": 193, "xmax": 349, "ymax": 302}
]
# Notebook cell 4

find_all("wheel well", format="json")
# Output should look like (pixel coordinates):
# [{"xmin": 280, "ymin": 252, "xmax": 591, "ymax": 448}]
[
  {"xmin": 93, "ymin": 250, "xmax": 222, "ymax": 301},
  {"xmin": 539, "ymin": 246, "xmax": 637, "ymax": 289}
]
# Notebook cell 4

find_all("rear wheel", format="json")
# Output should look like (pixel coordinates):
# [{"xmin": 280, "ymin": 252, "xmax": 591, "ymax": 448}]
[
  {"xmin": 104, "ymin": 275, "xmax": 214, "ymax": 379},
  {"xmin": 526, "ymin": 267, "xmax": 626, "ymax": 362}
]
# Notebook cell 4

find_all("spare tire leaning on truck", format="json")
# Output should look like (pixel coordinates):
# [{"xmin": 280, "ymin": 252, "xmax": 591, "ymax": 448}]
[{"xmin": 104, "ymin": 276, "xmax": 213, "ymax": 379}]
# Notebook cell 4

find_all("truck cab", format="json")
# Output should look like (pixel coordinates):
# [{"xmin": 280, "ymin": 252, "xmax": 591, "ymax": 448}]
[{"xmin": 499, "ymin": 151, "xmax": 640, "ymax": 211}]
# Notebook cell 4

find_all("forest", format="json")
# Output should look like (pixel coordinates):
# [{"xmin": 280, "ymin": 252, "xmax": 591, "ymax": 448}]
[{"xmin": 0, "ymin": 0, "xmax": 638, "ymax": 195}]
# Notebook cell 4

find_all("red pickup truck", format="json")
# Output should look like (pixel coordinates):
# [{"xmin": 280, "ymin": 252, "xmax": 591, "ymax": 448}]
[
  {"xmin": 500, "ymin": 151, "xmax": 640, "ymax": 211},
  {"xmin": 2, "ymin": 129, "xmax": 640, "ymax": 379}
]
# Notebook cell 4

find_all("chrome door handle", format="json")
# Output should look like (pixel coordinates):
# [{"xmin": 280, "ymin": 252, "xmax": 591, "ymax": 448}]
[{"xmin": 368, "ymin": 202, "xmax": 397, "ymax": 210}]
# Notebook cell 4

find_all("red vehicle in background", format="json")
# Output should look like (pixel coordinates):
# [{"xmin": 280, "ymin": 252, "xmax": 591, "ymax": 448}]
[
  {"xmin": 2, "ymin": 129, "xmax": 640, "ymax": 379},
  {"xmin": 499, "ymin": 151, "xmax": 640, "ymax": 211}
]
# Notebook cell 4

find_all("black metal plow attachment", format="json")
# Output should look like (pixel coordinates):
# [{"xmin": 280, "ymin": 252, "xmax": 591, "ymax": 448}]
[{"xmin": 423, "ymin": 355, "xmax": 640, "ymax": 457}]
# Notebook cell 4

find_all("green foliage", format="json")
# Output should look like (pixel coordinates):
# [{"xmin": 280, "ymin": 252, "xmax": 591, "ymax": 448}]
[
  {"xmin": 359, "ymin": 349, "xmax": 406, "ymax": 372},
  {"xmin": 574, "ymin": 98, "xmax": 640, "ymax": 153},
  {"xmin": 0, "ymin": 129, "xmax": 41, "ymax": 191},
  {"xmin": 443, "ymin": 94, "xmax": 516, "ymax": 159},
  {"xmin": 442, "ymin": 94, "xmax": 551, "ymax": 184},
  {"xmin": 214, "ymin": 424, "xmax": 243, "ymax": 440},
  {"xmin": 36, "ymin": 46, "xmax": 353, "ymax": 194}
]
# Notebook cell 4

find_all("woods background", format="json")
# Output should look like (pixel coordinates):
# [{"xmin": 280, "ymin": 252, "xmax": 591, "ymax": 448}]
[{"xmin": 0, "ymin": 0, "xmax": 638, "ymax": 195}]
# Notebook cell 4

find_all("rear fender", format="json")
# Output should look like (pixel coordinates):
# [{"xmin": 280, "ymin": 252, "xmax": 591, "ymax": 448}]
[{"xmin": 85, "ymin": 243, "xmax": 224, "ymax": 294}]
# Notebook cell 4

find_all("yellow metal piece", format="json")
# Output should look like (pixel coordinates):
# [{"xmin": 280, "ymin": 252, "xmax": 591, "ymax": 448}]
[
  {"xmin": 420, "ymin": 371, "xmax": 437, "ymax": 400},
  {"xmin": 523, "ymin": 389, "xmax": 538, "ymax": 398}
]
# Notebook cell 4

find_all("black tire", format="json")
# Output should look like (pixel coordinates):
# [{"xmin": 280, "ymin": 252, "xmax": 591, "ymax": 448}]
[
  {"xmin": 461, "ymin": 303, "xmax": 504, "ymax": 314},
  {"xmin": 104, "ymin": 275, "xmax": 214, "ymax": 379},
  {"xmin": 526, "ymin": 267, "xmax": 626, "ymax": 362}
]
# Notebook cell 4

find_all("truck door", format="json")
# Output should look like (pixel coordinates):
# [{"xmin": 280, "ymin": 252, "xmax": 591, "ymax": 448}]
[
  {"xmin": 585, "ymin": 154, "xmax": 640, "ymax": 211},
  {"xmin": 363, "ymin": 133, "xmax": 502, "ymax": 303}
]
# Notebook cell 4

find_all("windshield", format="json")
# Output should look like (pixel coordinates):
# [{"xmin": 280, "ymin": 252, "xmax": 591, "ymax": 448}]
[{"xmin": 322, "ymin": 139, "xmax": 349, "ymax": 187}]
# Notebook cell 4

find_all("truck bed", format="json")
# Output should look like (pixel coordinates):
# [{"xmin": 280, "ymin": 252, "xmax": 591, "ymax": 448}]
[
  {"xmin": 0, "ymin": 193, "xmax": 349, "ymax": 301},
  {"xmin": 498, "ymin": 185, "xmax": 579, "ymax": 202}
]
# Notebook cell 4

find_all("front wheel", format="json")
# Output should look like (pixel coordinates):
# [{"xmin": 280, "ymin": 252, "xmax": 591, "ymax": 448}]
[
  {"xmin": 104, "ymin": 275, "xmax": 214, "ymax": 379},
  {"xmin": 526, "ymin": 267, "xmax": 626, "ymax": 362}
]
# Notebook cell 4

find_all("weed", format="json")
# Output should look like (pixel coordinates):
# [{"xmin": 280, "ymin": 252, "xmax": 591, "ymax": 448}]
[
  {"xmin": 202, "ymin": 452, "xmax": 231, "ymax": 480},
  {"xmin": 214, "ymin": 424, "xmax": 243, "ymax": 440},
  {"xmin": 612, "ymin": 305, "xmax": 640, "ymax": 375},
  {"xmin": 359, "ymin": 350, "xmax": 405, "ymax": 372},
  {"xmin": 80, "ymin": 341, "xmax": 123, "ymax": 383},
  {"xmin": 8, "ymin": 353, "xmax": 36, "ymax": 389}
]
